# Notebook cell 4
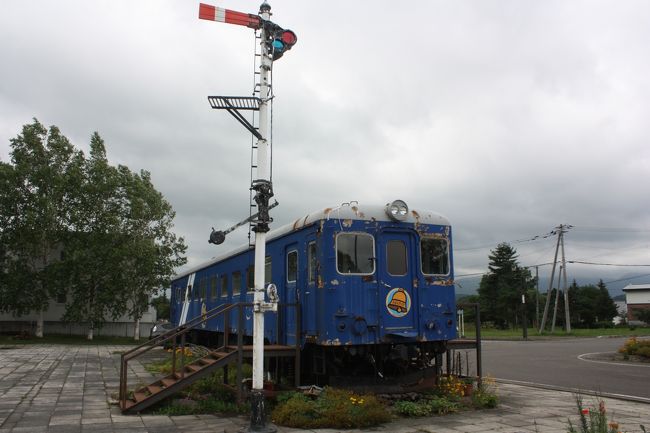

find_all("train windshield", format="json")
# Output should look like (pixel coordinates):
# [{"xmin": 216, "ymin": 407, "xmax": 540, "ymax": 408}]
[
  {"xmin": 336, "ymin": 233, "xmax": 375, "ymax": 274},
  {"xmin": 420, "ymin": 237, "xmax": 449, "ymax": 275}
]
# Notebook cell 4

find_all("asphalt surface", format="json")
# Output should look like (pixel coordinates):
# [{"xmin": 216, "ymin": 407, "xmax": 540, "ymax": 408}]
[{"xmin": 479, "ymin": 336, "xmax": 650, "ymax": 400}]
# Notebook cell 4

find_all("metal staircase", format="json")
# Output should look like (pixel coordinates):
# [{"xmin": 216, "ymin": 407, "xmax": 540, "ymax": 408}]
[{"xmin": 119, "ymin": 302, "xmax": 300, "ymax": 414}]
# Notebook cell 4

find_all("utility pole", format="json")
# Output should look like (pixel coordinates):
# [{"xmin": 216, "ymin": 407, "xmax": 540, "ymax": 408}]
[
  {"xmin": 551, "ymin": 265, "xmax": 562, "ymax": 333},
  {"xmin": 535, "ymin": 265, "xmax": 539, "ymax": 329},
  {"xmin": 539, "ymin": 226, "xmax": 562, "ymax": 333},
  {"xmin": 560, "ymin": 228, "xmax": 571, "ymax": 332},
  {"xmin": 199, "ymin": 4, "xmax": 297, "ymax": 432}
]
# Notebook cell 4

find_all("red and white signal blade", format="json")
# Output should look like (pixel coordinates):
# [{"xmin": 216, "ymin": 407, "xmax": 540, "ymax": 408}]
[{"xmin": 199, "ymin": 3, "xmax": 261, "ymax": 29}]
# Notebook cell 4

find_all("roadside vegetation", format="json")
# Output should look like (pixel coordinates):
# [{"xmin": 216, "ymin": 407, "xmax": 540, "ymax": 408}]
[
  {"xmin": 463, "ymin": 326, "xmax": 650, "ymax": 340},
  {"xmin": 618, "ymin": 337, "xmax": 650, "ymax": 360},
  {"xmin": 565, "ymin": 396, "xmax": 646, "ymax": 433}
]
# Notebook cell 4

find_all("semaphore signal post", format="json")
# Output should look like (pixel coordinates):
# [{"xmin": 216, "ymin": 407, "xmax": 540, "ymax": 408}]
[{"xmin": 199, "ymin": 2, "xmax": 296, "ymax": 432}]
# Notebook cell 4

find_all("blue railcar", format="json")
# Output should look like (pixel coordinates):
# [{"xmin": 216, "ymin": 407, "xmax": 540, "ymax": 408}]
[{"xmin": 169, "ymin": 200, "xmax": 456, "ymax": 383}]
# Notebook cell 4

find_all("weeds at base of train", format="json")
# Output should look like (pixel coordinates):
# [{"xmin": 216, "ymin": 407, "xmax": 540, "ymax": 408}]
[{"xmin": 142, "ymin": 350, "xmax": 497, "ymax": 429}]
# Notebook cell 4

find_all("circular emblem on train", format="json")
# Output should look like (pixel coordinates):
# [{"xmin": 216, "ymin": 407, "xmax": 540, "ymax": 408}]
[
  {"xmin": 201, "ymin": 303, "xmax": 207, "ymax": 329},
  {"xmin": 385, "ymin": 288, "xmax": 411, "ymax": 317}
]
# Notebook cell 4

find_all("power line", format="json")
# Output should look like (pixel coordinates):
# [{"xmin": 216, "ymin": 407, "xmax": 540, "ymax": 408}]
[
  {"xmin": 604, "ymin": 273, "xmax": 650, "ymax": 285},
  {"xmin": 567, "ymin": 260, "xmax": 650, "ymax": 267},
  {"xmin": 455, "ymin": 229, "xmax": 558, "ymax": 252}
]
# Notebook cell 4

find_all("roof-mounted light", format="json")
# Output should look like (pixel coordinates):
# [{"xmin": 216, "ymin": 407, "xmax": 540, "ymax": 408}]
[{"xmin": 386, "ymin": 199, "xmax": 409, "ymax": 221}]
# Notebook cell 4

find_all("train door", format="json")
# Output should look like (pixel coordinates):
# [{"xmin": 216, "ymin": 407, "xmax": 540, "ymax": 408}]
[
  {"xmin": 179, "ymin": 273, "xmax": 195, "ymax": 326},
  {"xmin": 283, "ymin": 245, "xmax": 299, "ymax": 345},
  {"xmin": 377, "ymin": 231, "xmax": 418, "ymax": 336}
]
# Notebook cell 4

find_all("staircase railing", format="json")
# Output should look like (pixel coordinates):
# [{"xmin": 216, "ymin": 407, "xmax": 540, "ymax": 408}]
[{"xmin": 119, "ymin": 301, "xmax": 300, "ymax": 410}]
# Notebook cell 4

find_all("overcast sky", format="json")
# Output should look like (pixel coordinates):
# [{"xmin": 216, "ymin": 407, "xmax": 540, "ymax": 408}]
[{"xmin": 2, "ymin": 1, "xmax": 649, "ymax": 294}]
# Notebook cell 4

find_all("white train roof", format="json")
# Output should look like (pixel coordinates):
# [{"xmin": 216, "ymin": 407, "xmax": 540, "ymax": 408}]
[{"xmin": 174, "ymin": 202, "xmax": 450, "ymax": 281}]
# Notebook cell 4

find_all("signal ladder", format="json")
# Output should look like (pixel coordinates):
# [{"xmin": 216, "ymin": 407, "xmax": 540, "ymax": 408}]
[{"xmin": 207, "ymin": 29, "xmax": 274, "ymax": 248}]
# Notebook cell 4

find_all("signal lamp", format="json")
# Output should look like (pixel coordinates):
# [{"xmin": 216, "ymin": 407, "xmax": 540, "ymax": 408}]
[
  {"xmin": 269, "ymin": 29, "xmax": 297, "ymax": 60},
  {"xmin": 386, "ymin": 199, "xmax": 409, "ymax": 221}
]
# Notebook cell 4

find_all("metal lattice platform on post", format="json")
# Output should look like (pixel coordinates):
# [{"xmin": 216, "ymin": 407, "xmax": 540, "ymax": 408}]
[{"xmin": 208, "ymin": 96, "xmax": 263, "ymax": 139}]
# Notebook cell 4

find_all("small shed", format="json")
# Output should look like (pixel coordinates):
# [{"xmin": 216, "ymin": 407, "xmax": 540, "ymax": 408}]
[{"xmin": 622, "ymin": 284, "xmax": 650, "ymax": 324}]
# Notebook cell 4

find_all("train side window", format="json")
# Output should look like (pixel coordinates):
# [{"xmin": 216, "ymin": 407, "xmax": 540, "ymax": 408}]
[
  {"xmin": 247, "ymin": 265, "xmax": 255, "ymax": 293},
  {"xmin": 200, "ymin": 277, "xmax": 207, "ymax": 300},
  {"xmin": 220, "ymin": 275, "xmax": 228, "ymax": 298},
  {"xmin": 210, "ymin": 276, "xmax": 217, "ymax": 301},
  {"xmin": 265, "ymin": 256, "xmax": 272, "ymax": 284},
  {"xmin": 421, "ymin": 237, "xmax": 450, "ymax": 275},
  {"xmin": 308, "ymin": 242, "xmax": 317, "ymax": 284},
  {"xmin": 233, "ymin": 271, "xmax": 242, "ymax": 297},
  {"xmin": 189, "ymin": 284, "xmax": 194, "ymax": 301},
  {"xmin": 336, "ymin": 233, "xmax": 375, "ymax": 275},
  {"xmin": 287, "ymin": 250, "xmax": 298, "ymax": 283},
  {"xmin": 387, "ymin": 240, "xmax": 407, "ymax": 276}
]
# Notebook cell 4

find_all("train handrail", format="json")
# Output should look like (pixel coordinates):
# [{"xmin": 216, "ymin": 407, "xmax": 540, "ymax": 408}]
[{"xmin": 118, "ymin": 300, "xmax": 300, "ymax": 410}]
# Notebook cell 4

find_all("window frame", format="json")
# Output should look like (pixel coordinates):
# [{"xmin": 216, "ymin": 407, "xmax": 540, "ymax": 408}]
[
  {"xmin": 386, "ymin": 239, "xmax": 408, "ymax": 276},
  {"xmin": 308, "ymin": 241, "xmax": 317, "ymax": 285},
  {"xmin": 220, "ymin": 274, "xmax": 228, "ymax": 298},
  {"xmin": 335, "ymin": 232, "xmax": 376, "ymax": 276},
  {"xmin": 232, "ymin": 271, "xmax": 242, "ymax": 297},
  {"xmin": 286, "ymin": 250, "xmax": 298, "ymax": 283},
  {"xmin": 420, "ymin": 236, "xmax": 451, "ymax": 276}
]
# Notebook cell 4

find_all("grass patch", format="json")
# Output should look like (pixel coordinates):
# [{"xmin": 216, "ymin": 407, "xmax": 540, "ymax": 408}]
[
  {"xmin": 463, "ymin": 326, "xmax": 650, "ymax": 340},
  {"xmin": 0, "ymin": 334, "xmax": 137, "ymax": 345}
]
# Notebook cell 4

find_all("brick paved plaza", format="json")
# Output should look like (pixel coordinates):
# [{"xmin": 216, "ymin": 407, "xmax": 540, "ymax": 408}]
[{"xmin": 0, "ymin": 345, "xmax": 648, "ymax": 433}]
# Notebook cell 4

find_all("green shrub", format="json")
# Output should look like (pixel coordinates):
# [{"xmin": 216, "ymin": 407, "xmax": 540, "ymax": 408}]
[
  {"xmin": 271, "ymin": 387, "xmax": 391, "ymax": 429},
  {"xmin": 393, "ymin": 400, "xmax": 432, "ymax": 417},
  {"xmin": 618, "ymin": 337, "xmax": 650, "ymax": 360}
]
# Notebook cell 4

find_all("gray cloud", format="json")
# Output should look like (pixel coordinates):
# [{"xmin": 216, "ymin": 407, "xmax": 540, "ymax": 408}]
[{"xmin": 2, "ymin": 0, "xmax": 649, "ymax": 294}]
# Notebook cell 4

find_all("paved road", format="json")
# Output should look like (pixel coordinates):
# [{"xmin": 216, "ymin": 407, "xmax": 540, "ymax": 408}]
[{"xmin": 478, "ymin": 337, "xmax": 650, "ymax": 400}]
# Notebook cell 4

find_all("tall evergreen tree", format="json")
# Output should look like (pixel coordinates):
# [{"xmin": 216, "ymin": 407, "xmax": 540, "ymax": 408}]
[{"xmin": 478, "ymin": 243, "xmax": 533, "ymax": 328}]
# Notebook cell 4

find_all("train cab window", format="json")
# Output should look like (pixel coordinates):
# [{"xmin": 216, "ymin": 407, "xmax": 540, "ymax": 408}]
[
  {"xmin": 387, "ymin": 240, "xmax": 407, "ymax": 276},
  {"xmin": 421, "ymin": 238, "xmax": 450, "ymax": 275},
  {"xmin": 308, "ymin": 242, "xmax": 317, "ymax": 284},
  {"xmin": 336, "ymin": 233, "xmax": 375, "ymax": 275},
  {"xmin": 233, "ymin": 271, "xmax": 242, "ymax": 297},
  {"xmin": 220, "ymin": 275, "xmax": 228, "ymax": 298},
  {"xmin": 210, "ymin": 276, "xmax": 217, "ymax": 301},
  {"xmin": 287, "ymin": 250, "xmax": 298, "ymax": 283}
]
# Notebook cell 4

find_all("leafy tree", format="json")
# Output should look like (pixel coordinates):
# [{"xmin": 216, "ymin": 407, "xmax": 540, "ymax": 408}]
[
  {"xmin": 478, "ymin": 243, "xmax": 533, "ymax": 328},
  {"xmin": 117, "ymin": 167, "xmax": 186, "ymax": 340},
  {"xmin": 0, "ymin": 120, "xmax": 81, "ymax": 336},
  {"xmin": 635, "ymin": 309, "xmax": 650, "ymax": 324},
  {"xmin": 1, "ymin": 120, "xmax": 187, "ymax": 340},
  {"xmin": 63, "ymin": 133, "xmax": 128, "ymax": 339},
  {"xmin": 151, "ymin": 293, "xmax": 171, "ymax": 321},
  {"xmin": 566, "ymin": 280, "xmax": 618, "ymax": 328}
]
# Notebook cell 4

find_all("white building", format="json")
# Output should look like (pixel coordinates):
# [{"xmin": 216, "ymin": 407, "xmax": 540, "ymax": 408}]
[
  {"xmin": 0, "ymin": 295, "xmax": 157, "ymax": 338},
  {"xmin": 622, "ymin": 284, "xmax": 650, "ymax": 324}
]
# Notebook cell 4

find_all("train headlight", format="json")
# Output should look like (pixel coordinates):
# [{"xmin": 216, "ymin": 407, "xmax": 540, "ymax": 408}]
[{"xmin": 386, "ymin": 199, "xmax": 409, "ymax": 221}]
